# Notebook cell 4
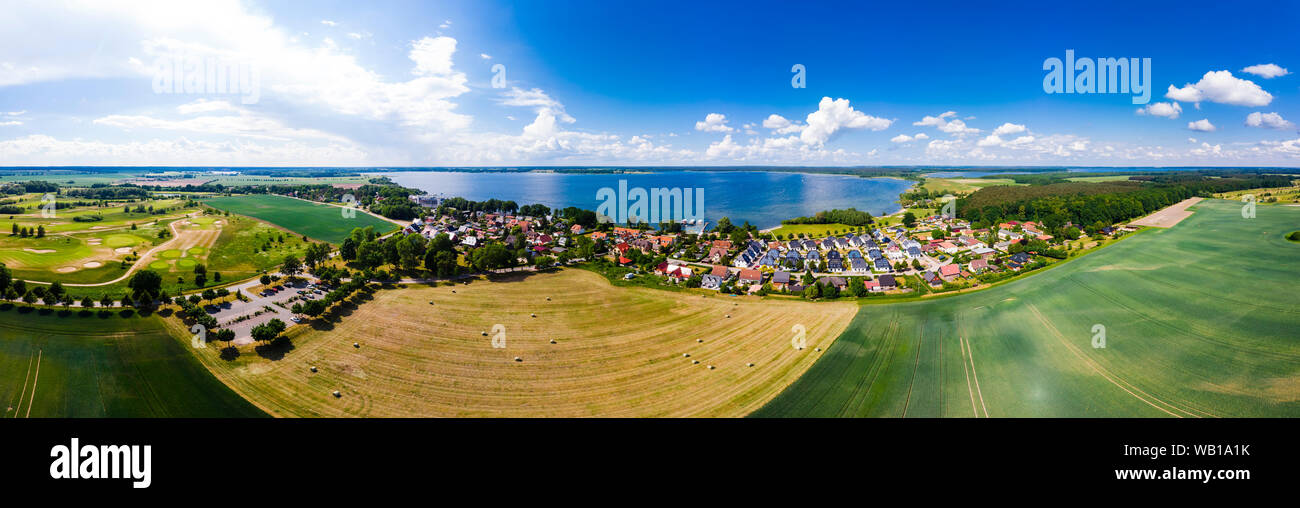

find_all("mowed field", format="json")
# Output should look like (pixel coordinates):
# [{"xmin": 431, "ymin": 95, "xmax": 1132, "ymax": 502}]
[
  {"xmin": 0, "ymin": 307, "xmax": 266, "ymax": 417},
  {"xmin": 756, "ymin": 199, "xmax": 1300, "ymax": 417},
  {"xmin": 201, "ymin": 194, "xmax": 394, "ymax": 243},
  {"xmin": 191, "ymin": 269, "xmax": 857, "ymax": 417}
]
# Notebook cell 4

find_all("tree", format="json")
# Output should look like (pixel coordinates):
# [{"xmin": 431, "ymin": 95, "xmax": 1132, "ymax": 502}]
[
  {"xmin": 201, "ymin": 289, "xmax": 217, "ymax": 301},
  {"xmin": 100, "ymin": 294, "xmax": 115, "ymax": 308},
  {"xmin": 81, "ymin": 296, "xmax": 95, "ymax": 308},
  {"xmin": 902, "ymin": 212, "xmax": 917, "ymax": 228},
  {"xmin": 281, "ymin": 255, "xmax": 303, "ymax": 276},
  {"xmin": 397, "ymin": 234, "xmax": 427, "ymax": 271},
  {"xmin": 127, "ymin": 270, "xmax": 163, "ymax": 303},
  {"xmin": 304, "ymin": 242, "xmax": 331, "ymax": 268}
]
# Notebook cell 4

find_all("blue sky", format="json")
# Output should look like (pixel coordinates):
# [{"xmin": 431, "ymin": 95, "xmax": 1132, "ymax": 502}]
[{"xmin": 0, "ymin": 0, "xmax": 1297, "ymax": 166}]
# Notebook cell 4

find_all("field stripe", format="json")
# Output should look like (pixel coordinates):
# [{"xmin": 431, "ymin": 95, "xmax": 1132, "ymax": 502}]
[
  {"xmin": 963, "ymin": 337, "xmax": 989, "ymax": 418},
  {"xmin": 1025, "ymin": 302, "xmax": 1191, "ymax": 418},
  {"xmin": 901, "ymin": 318, "xmax": 926, "ymax": 418},
  {"xmin": 11, "ymin": 351, "xmax": 34, "ymax": 418},
  {"xmin": 24, "ymin": 349, "xmax": 42, "ymax": 418},
  {"xmin": 958, "ymin": 336, "xmax": 978, "ymax": 418}
]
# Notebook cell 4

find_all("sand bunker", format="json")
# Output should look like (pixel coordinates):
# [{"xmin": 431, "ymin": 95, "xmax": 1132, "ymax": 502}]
[
  {"xmin": 23, "ymin": 248, "xmax": 56, "ymax": 254},
  {"xmin": 83, "ymin": 261, "xmax": 103, "ymax": 269},
  {"xmin": 89, "ymin": 226, "xmax": 106, "ymax": 230},
  {"xmin": 55, "ymin": 267, "xmax": 77, "ymax": 273},
  {"xmin": 86, "ymin": 239, "xmax": 102, "ymax": 245},
  {"xmin": 114, "ymin": 247, "xmax": 133, "ymax": 254}
]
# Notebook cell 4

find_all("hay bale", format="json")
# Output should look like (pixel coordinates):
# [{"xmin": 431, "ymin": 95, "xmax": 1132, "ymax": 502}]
[
  {"xmin": 332, "ymin": 390, "xmax": 341, "ymax": 398},
  {"xmin": 707, "ymin": 365, "xmax": 715, "ymax": 370},
  {"xmin": 514, "ymin": 356, "xmax": 523, "ymax": 362},
  {"xmin": 549, "ymin": 339, "xmax": 557, "ymax": 344},
  {"xmin": 682, "ymin": 353, "xmax": 690, "ymax": 357},
  {"xmin": 692, "ymin": 360, "xmax": 699, "ymax": 364},
  {"xmin": 353, "ymin": 342, "xmax": 360, "ymax": 348},
  {"xmin": 546, "ymin": 297, "xmax": 551, "ymax": 301},
  {"xmin": 310, "ymin": 366, "xmax": 318, "ymax": 373},
  {"xmin": 747, "ymin": 362, "xmax": 754, "ymax": 367},
  {"xmin": 725, "ymin": 314, "xmax": 731, "ymax": 318},
  {"xmin": 531, "ymin": 313, "xmax": 536, "ymax": 318},
  {"xmin": 815, "ymin": 347, "xmax": 822, "ymax": 352},
  {"xmin": 481, "ymin": 331, "xmax": 488, "ymax": 336}
]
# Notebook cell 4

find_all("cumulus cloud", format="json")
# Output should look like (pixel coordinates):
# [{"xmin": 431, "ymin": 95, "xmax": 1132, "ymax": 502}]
[
  {"xmin": 992, "ymin": 123, "xmax": 1026, "ymax": 136},
  {"xmin": 761, "ymin": 114, "xmax": 805, "ymax": 134},
  {"xmin": 913, "ymin": 110, "xmax": 978, "ymax": 136},
  {"xmin": 799, "ymin": 97, "xmax": 892, "ymax": 146},
  {"xmin": 1136, "ymin": 101, "xmax": 1182, "ymax": 118},
  {"xmin": 1245, "ymin": 111, "xmax": 1295, "ymax": 130},
  {"xmin": 890, "ymin": 132, "xmax": 928, "ymax": 143},
  {"xmin": 1187, "ymin": 119, "xmax": 1216, "ymax": 132},
  {"xmin": 1241, "ymin": 63, "xmax": 1290, "ymax": 79},
  {"xmin": 694, "ymin": 113, "xmax": 734, "ymax": 133},
  {"xmin": 1164, "ymin": 71, "xmax": 1272, "ymax": 107}
]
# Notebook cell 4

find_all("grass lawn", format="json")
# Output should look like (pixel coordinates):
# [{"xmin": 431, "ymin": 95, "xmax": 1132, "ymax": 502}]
[
  {"xmin": 203, "ymin": 213, "xmax": 314, "ymax": 282},
  {"xmin": 0, "ymin": 305, "xmax": 266, "ymax": 417},
  {"xmin": 768, "ymin": 222, "xmax": 869, "ymax": 238},
  {"xmin": 918, "ymin": 177, "xmax": 1019, "ymax": 195},
  {"xmin": 185, "ymin": 269, "xmax": 857, "ymax": 417},
  {"xmin": 756, "ymin": 199, "xmax": 1300, "ymax": 417},
  {"xmin": 201, "ymin": 194, "xmax": 395, "ymax": 243}
]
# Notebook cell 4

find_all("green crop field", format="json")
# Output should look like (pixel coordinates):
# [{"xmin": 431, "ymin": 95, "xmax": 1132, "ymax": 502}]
[
  {"xmin": 757, "ymin": 199, "xmax": 1300, "ymax": 417},
  {"xmin": 0, "ymin": 306, "xmax": 266, "ymax": 417},
  {"xmin": 201, "ymin": 194, "xmax": 395, "ymax": 243}
]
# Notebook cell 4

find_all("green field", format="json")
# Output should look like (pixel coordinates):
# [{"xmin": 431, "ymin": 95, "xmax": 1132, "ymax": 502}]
[
  {"xmin": 0, "ymin": 306, "xmax": 266, "ymax": 417},
  {"xmin": 757, "ymin": 199, "xmax": 1300, "ymax": 417},
  {"xmin": 201, "ymin": 194, "xmax": 394, "ymax": 243},
  {"xmin": 768, "ymin": 222, "xmax": 866, "ymax": 238}
]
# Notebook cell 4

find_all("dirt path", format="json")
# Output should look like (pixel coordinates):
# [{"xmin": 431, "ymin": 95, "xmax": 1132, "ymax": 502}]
[{"xmin": 1129, "ymin": 197, "xmax": 1203, "ymax": 228}]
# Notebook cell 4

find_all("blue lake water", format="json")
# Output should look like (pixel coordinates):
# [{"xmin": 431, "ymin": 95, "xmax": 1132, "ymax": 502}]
[{"xmin": 380, "ymin": 171, "xmax": 914, "ymax": 230}]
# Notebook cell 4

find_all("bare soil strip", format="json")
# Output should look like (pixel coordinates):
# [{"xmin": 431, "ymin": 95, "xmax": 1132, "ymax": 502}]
[{"xmin": 1129, "ymin": 197, "xmax": 1203, "ymax": 228}]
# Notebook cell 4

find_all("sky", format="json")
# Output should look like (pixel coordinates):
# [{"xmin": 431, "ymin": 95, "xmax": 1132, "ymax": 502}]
[{"xmin": 0, "ymin": 0, "xmax": 1298, "ymax": 167}]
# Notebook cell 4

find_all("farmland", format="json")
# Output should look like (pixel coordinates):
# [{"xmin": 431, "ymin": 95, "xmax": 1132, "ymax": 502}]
[
  {"xmin": 756, "ymin": 199, "xmax": 1300, "ymax": 417},
  {"xmin": 185, "ymin": 269, "xmax": 857, "ymax": 417},
  {"xmin": 201, "ymin": 194, "xmax": 396, "ymax": 243},
  {"xmin": 0, "ymin": 306, "xmax": 266, "ymax": 417}
]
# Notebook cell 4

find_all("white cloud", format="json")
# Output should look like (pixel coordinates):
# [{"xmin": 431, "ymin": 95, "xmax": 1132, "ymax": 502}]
[
  {"xmin": 799, "ymin": 97, "xmax": 892, "ymax": 146},
  {"xmin": 891, "ymin": 132, "xmax": 929, "ymax": 143},
  {"xmin": 913, "ymin": 110, "xmax": 978, "ymax": 136},
  {"xmin": 176, "ymin": 99, "xmax": 237, "ymax": 114},
  {"xmin": 1241, "ymin": 63, "xmax": 1290, "ymax": 79},
  {"xmin": 992, "ymin": 123, "xmax": 1026, "ymax": 136},
  {"xmin": 1164, "ymin": 71, "xmax": 1272, "ymax": 107},
  {"xmin": 5, "ymin": 111, "xmax": 24, "ymax": 116},
  {"xmin": 480, "ymin": 53, "xmax": 492, "ymax": 60},
  {"xmin": 439, "ymin": 20, "xmax": 452, "ymax": 29},
  {"xmin": 1187, "ymin": 119, "xmax": 1216, "ymax": 132},
  {"xmin": 1136, "ymin": 101, "xmax": 1182, "ymax": 118},
  {"xmin": 1245, "ymin": 111, "xmax": 1295, "ymax": 130},
  {"xmin": 0, "ymin": 121, "xmax": 21, "ymax": 126},
  {"xmin": 694, "ymin": 113, "xmax": 734, "ymax": 133},
  {"xmin": 320, "ymin": 20, "xmax": 337, "ymax": 26},
  {"xmin": 761, "ymin": 114, "xmax": 804, "ymax": 134},
  {"xmin": 0, "ymin": 134, "xmax": 367, "ymax": 165}
]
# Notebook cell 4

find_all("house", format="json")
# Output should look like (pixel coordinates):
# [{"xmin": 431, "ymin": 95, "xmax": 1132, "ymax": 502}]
[
  {"xmin": 969, "ymin": 258, "xmax": 991, "ymax": 273},
  {"xmin": 460, "ymin": 236, "xmax": 479, "ymax": 247},
  {"xmin": 817, "ymin": 276, "xmax": 847, "ymax": 289},
  {"xmin": 712, "ymin": 240, "xmax": 733, "ymax": 250},
  {"xmin": 997, "ymin": 229, "xmax": 1023, "ymax": 241},
  {"xmin": 993, "ymin": 241, "xmax": 1013, "ymax": 252},
  {"xmin": 938, "ymin": 263, "xmax": 961, "ymax": 280},
  {"xmin": 971, "ymin": 246, "xmax": 995, "ymax": 257},
  {"xmin": 803, "ymin": 249, "xmax": 821, "ymax": 270},
  {"xmin": 738, "ymin": 269, "xmax": 764, "ymax": 286},
  {"xmin": 772, "ymin": 271, "xmax": 791, "ymax": 290},
  {"xmin": 937, "ymin": 241, "xmax": 959, "ymax": 254},
  {"xmin": 921, "ymin": 271, "xmax": 941, "ymax": 286},
  {"xmin": 570, "ymin": 224, "xmax": 585, "ymax": 235},
  {"xmin": 873, "ymin": 258, "xmax": 891, "ymax": 271},
  {"xmin": 863, "ymin": 279, "xmax": 882, "ymax": 292},
  {"xmin": 701, "ymin": 274, "xmax": 724, "ymax": 290},
  {"xmin": 877, "ymin": 274, "xmax": 898, "ymax": 291},
  {"xmin": 851, "ymin": 258, "xmax": 871, "ymax": 272},
  {"xmin": 706, "ymin": 246, "xmax": 729, "ymax": 263},
  {"xmin": 710, "ymin": 264, "xmax": 731, "ymax": 280},
  {"xmin": 1009, "ymin": 252, "xmax": 1031, "ymax": 265},
  {"xmin": 783, "ymin": 250, "xmax": 803, "ymax": 270}
]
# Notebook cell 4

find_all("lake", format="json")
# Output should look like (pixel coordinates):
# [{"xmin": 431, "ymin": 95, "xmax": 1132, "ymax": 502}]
[{"xmin": 380, "ymin": 171, "xmax": 914, "ymax": 230}]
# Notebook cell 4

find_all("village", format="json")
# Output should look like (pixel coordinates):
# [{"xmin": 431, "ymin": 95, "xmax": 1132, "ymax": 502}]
[{"xmin": 394, "ymin": 194, "xmax": 1134, "ymax": 300}]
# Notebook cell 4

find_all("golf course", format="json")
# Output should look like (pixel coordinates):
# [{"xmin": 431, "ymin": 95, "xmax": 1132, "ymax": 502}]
[
  {"xmin": 756, "ymin": 199, "xmax": 1300, "ymax": 417},
  {"xmin": 201, "ymin": 194, "xmax": 396, "ymax": 244}
]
